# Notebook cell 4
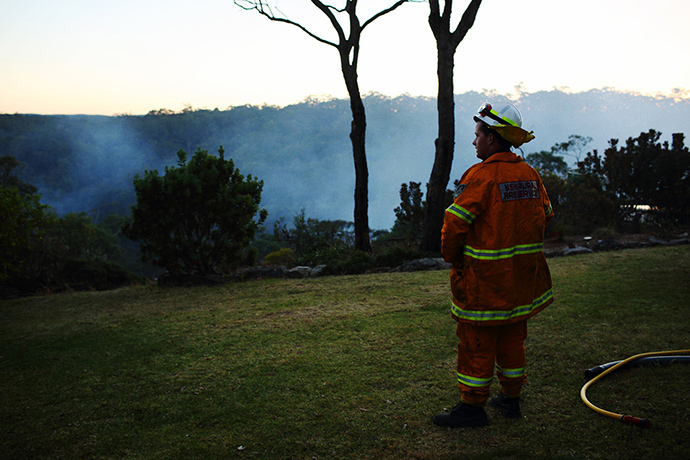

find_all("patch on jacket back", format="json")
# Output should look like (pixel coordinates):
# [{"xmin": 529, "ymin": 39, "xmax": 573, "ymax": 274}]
[
  {"xmin": 499, "ymin": 181, "xmax": 539, "ymax": 201},
  {"xmin": 454, "ymin": 183, "xmax": 466, "ymax": 198}
]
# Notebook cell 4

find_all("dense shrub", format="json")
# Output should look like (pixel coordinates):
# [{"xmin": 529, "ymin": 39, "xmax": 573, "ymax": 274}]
[
  {"xmin": 273, "ymin": 210, "xmax": 353, "ymax": 266},
  {"xmin": 373, "ymin": 245, "xmax": 424, "ymax": 268},
  {"xmin": 264, "ymin": 248, "xmax": 296, "ymax": 266},
  {"xmin": 322, "ymin": 251, "xmax": 375, "ymax": 276},
  {"xmin": 122, "ymin": 147, "xmax": 267, "ymax": 277}
]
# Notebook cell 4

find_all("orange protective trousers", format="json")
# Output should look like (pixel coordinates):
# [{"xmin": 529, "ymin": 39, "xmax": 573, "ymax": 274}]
[{"xmin": 456, "ymin": 320, "xmax": 527, "ymax": 406}]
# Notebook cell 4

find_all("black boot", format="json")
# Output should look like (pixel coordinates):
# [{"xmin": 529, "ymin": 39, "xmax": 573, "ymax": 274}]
[
  {"xmin": 433, "ymin": 402, "xmax": 489, "ymax": 428},
  {"xmin": 490, "ymin": 391, "xmax": 521, "ymax": 418}
]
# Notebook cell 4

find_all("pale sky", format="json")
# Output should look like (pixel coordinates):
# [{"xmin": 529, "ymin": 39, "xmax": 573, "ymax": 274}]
[{"xmin": 2, "ymin": 0, "xmax": 689, "ymax": 115}]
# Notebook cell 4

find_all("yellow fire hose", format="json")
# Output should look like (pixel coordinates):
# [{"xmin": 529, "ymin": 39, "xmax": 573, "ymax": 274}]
[{"xmin": 580, "ymin": 349, "xmax": 690, "ymax": 428}]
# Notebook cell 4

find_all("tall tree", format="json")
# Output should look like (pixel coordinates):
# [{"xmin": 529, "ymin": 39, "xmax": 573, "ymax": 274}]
[
  {"xmin": 235, "ymin": 0, "xmax": 414, "ymax": 252},
  {"xmin": 391, "ymin": 181, "xmax": 425, "ymax": 246},
  {"xmin": 421, "ymin": 0, "xmax": 482, "ymax": 252}
]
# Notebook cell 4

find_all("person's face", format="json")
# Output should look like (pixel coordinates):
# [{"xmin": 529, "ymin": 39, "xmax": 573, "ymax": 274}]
[{"xmin": 473, "ymin": 122, "xmax": 493, "ymax": 160}]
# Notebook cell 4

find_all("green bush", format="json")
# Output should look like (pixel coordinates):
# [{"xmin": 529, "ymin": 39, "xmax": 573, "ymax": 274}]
[
  {"xmin": 0, "ymin": 186, "xmax": 53, "ymax": 283},
  {"xmin": 373, "ymin": 245, "xmax": 424, "ymax": 268},
  {"xmin": 123, "ymin": 147, "xmax": 267, "ymax": 277},
  {"xmin": 264, "ymin": 248, "xmax": 295, "ymax": 266},
  {"xmin": 323, "ymin": 251, "xmax": 375, "ymax": 275},
  {"xmin": 273, "ymin": 211, "xmax": 352, "ymax": 266}
]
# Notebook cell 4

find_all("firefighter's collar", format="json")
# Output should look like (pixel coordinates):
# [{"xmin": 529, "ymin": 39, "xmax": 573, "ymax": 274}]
[{"xmin": 483, "ymin": 151, "xmax": 521, "ymax": 163}]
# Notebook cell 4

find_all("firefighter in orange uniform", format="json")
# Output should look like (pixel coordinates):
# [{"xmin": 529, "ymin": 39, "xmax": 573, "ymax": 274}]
[{"xmin": 433, "ymin": 102, "xmax": 554, "ymax": 428}]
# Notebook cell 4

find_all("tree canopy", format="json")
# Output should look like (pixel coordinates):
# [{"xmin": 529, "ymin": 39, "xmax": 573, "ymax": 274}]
[
  {"xmin": 525, "ymin": 151, "xmax": 569, "ymax": 178},
  {"xmin": 524, "ymin": 130, "xmax": 690, "ymax": 235},
  {"xmin": 590, "ymin": 130, "xmax": 690, "ymax": 226}
]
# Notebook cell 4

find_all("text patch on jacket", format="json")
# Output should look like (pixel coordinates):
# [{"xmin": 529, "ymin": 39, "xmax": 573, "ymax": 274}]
[{"xmin": 499, "ymin": 181, "xmax": 539, "ymax": 202}]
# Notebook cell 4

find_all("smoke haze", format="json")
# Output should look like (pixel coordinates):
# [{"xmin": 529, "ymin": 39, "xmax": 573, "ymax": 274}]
[{"xmin": 3, "ymin": 89, "xmax": 689, "ymax": 230}]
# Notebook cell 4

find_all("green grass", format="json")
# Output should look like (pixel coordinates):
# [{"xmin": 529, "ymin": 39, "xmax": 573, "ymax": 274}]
[{"xmin": 1, "ymin": 245, "xmax": 689, "ymax": 459}]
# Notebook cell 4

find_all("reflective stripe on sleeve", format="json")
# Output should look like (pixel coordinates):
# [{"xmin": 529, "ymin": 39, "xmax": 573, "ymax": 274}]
[
  {"xmin": 446, "ymin": 204, "xmax": 476, "ymax": 225},
  {"xmin": 451, "ymin": 289, "xmax": 554, "ymax": 322}
]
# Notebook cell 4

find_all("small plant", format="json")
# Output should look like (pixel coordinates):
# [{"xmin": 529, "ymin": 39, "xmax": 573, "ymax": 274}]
[{"xmin": 263, "ymin": 247, "xmax": 295, "ymax": 266}]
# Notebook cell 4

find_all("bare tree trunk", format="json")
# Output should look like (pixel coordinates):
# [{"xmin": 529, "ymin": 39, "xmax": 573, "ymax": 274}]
[
  {"xmin": 342, "ymin": 53, "xmax": 371, "ymax": 252},
  {"xmin": 351, "ymin": 107, "xmax": 370, "ymax": 252},
  {"xmin": 422, "ymin": 40, "xmax": 456, "ymax": 252},
  {"xmin": 422, "ymin": 0, "xmax": 482, "ymax": 252}
]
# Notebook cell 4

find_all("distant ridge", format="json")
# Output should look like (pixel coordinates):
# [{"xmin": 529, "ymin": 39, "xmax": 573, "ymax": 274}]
[{"xmin": 2, "ymin": 88, "xmax": 689, "ymax": 229}]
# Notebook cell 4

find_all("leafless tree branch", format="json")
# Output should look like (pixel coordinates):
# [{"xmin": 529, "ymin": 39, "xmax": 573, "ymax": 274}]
[
  {"xmin": 234, "ymin": 0, "xmax": 339, "ymax": 48},
  {"xmin": 451, "ymin": 0, "xmax": 482, "ymax": 45},
  {"xmin": 310, "ymin": 0, "xmax": 347, "ymax": 47},
  {"xmin": 362, "ymin": 0, "xmax": 415, "ymax": 31}
]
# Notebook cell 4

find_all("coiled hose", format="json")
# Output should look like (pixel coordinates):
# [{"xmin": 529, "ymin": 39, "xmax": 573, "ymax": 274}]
[{"xmin": 580, "ymin": 349, "xmax": 690, "ymax": 428}]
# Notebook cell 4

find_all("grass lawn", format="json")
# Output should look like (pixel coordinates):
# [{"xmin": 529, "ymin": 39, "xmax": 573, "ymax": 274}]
[{"xmin": 1, "ymin": 245, "xmax": 689, "ymax": 459}]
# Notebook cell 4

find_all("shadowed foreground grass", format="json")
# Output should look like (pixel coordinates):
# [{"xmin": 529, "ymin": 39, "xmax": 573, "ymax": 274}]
[{"xmin": 1, "ymin": 245, "xmax": 689, "ymax": 459}]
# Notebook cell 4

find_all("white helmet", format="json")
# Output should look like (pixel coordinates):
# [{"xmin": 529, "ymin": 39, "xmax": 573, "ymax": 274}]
[
  {"xmin": 474, "ymin": 102, "xmax": 523, "ymax": 128},
  {"xmin": 473, "ymin": 102, "xmax": 534, "ymax": 148}
]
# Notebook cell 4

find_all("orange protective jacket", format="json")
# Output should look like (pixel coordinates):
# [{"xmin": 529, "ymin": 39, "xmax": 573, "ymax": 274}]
[{"xmin": 441, "ymin": 151, "xmax": 555, "ymax": 327}]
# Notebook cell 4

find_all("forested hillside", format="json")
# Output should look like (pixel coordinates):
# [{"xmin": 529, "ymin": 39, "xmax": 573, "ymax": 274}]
[{"xmin": 2, "ymin": 88, "xmax": 689, "ymax": 229}]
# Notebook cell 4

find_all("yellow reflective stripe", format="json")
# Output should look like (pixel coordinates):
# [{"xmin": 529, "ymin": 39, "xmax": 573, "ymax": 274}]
[
  {"xmin": 546, "ymin": 203, "xmax": 553, "ymax": 216},
  {"xmin": 495, "ymin": 364, "xmax": 525, "ymax": 378},
  {"xmin": 457, "ymin": 372, "xmax": 493, "ymax": 388},
  {"xmin": 451, "ymin": 289, "xmax": 554, "ymax": 322},
  {"xmin": 446, "ymin": 204, "xmax": 476, "ymax": 225},
  {"xmin": 463, "ymin": 243, "xmax": 543, "ymax": 260},
  {"xmin": 489, "ymin": 108, "xmax": 519, "ymax": 127}
]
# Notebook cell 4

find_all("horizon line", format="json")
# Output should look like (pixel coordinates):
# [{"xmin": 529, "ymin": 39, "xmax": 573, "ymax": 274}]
[{"xmin": 3, "ymin": 86, "xmax": 689, "ymax": 117}]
